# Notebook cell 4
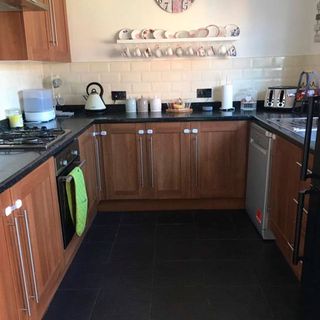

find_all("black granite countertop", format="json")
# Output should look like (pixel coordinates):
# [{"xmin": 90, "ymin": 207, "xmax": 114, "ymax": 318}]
[{"xmin": 0, "ymin": 108, "xmax": 314, "ymax": 193}]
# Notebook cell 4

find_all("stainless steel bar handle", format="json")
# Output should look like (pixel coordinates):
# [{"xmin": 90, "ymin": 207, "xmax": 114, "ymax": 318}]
[
  {"xmin": 22, "ymin": 210, "xmax": 39, "ymax": 303},
  {"xmin": 149, "ymin": 136, "xmax": 154, "ymax": 188},
  {"xmin": 61, "ymin": 160, "xmax": 87, "ymax": 183},
  {"xmin": 48, "ymin": 0, "xmax": 56, "ymax": 46},
  {"xmin": 94, "ymin": 137, "xmax": 102, "ymax": 192},
  {"xmin": 192, "ymin": 129, "xmax": 199, "ymax": 187},
  {"xmin": 139, "ymin": 136, "xmax": 144, "ymax": 188},
  {"xmin": 293, "ymin": 198, "xmax": 309, "ymax": 215},
  {"xmin": 51, "ymin": 0, "xmax": 58, "ymax": 47},
  {"xmin": 14, "ymin": 217, "xmax": 32, "ymax": 316},
  {"xmin": 295, "ymin": 162, "xmax": 313, "ymax": 175}
]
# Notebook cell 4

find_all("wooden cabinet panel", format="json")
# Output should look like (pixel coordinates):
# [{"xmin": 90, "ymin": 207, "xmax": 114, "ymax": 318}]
[
  {"xmin": 78, "ymin": 125, "xmax": 100, "ymax": 221},
  {"xmin": 146, "ymin": 122, "xmax": 190, "ymax": 199},
  {"xmin": 269, "ymin": 135, "xmax": 313, "ymax": 280},
  {"xmin": 101, "ymin": 123, "xmax": 147, "ymax": 199},
  {"xmin": 0, "ymin": 191, "xmax": 22, "ymax": 320},
  {"xmin": 192, "ymin": 121, "xmax": 248, "ymax": 199},
  {"xmin": 9, "ymin": 158, "xmax": 63, "ymax": 318},
  {"xmin": 0, "ymin": 0, "xmax": 70, "ymax": 61}
]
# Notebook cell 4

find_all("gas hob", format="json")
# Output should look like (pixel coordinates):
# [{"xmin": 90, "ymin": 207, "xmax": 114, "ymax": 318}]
[{"xmin": 0, "ymin": 127, "xmax": 70, "ymax": 149}]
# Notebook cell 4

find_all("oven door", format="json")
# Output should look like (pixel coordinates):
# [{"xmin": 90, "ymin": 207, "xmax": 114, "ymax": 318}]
[{"xmin": 56, "ymin": 159, "xmax": 85, "ymax": 249}]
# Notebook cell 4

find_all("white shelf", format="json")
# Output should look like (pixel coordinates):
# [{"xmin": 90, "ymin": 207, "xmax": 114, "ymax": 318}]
[{"xmin": 117, "ymin": 36, "xmax": 240, "ymax": 44}]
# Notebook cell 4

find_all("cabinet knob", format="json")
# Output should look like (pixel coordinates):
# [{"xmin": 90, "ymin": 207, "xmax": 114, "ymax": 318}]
[
  {"xmin": 138, "ymin": 130, "xmax": 145, "ymax": 135},
  {"xmin": 5, "ymin": 199, "xmax": 22, "ymax": 217}
]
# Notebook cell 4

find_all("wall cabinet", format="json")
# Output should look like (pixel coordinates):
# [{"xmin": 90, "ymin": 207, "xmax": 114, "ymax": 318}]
[
  {"xmin": 1, "ymin": 158, "xmax": 64, "ymax": 319},
  {"xmin": 101, "ymin": 121, "xmax": 248, "ymax": 201},
  {"xmin": 0, "ymin": 0, "xmax": 70, "ymax": 61},
  {"xmin": 78, "ymin": 125, "xmax": 101, "ymax": 221},
  {"xmin": 269, "ymin": 135, "xmax": 313, "ymax": 280}
]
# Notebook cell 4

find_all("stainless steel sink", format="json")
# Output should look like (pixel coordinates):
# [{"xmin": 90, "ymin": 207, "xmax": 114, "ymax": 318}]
[{"xmin": 267, "ymin": 117, "xmax": 318, "ymax": 141}]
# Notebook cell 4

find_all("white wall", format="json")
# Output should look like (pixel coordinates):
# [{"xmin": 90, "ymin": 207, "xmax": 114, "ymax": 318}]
[
  {"xmin": 0, "ymin": 62, "xmax": 43, "ymax": 120},
  {"xmin": 66, "ymin": 0, "xmax": 319, "ymax": 61}
]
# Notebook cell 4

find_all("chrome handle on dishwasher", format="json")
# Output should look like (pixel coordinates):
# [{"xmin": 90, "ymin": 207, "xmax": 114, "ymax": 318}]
[
  {"xmin": 22, "ymin": 210, "xmax": 39, "ymax": 303},
  {"xmin": 250, "ymin": 138, "xmax": 267, "ymax": 156},
  {"xmin": 14, "ymin": 217, "xmax": 32, "ymax": 316}
]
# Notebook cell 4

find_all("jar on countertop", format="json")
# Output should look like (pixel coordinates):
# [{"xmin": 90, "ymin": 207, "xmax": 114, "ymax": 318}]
[
  {"xmin": 137, "ymin": 96, "xmax": 148, "ymax": 113},
  {"xmin": 6, "ymin": 109, "xmax": 24, "ymax": 128}
]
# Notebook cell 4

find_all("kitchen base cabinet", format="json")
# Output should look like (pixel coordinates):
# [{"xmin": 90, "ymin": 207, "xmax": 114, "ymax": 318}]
[
  {"xmin": 269, "ymin": 135, "xmax": 313, "ymax": 280},
  {"xmin": 1, "ymin": 158, "xmax": 64, "ymax": 319},
  {"xmin": 191, "ymin": 121, "xmax": 248, "ymax": 199},
  {"xmin": 101, "ymin": 121, "xmax": 248, "ymax": 205},
  {"xmin": 101, "ymin": 123, "xmax": 149, "ymax": 200},
  {"xmin": 78, "ymin": 125, "xmax": 101, "ymax": 222}
]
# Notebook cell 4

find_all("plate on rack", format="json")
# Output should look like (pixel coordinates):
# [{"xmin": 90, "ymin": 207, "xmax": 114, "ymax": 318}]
[
  {"xmin": 164, "ymin": 30, "xmax": 176, "ymax": 39},
  {"xmin": 225, "ymin": 24, "xmax": 240, "ymax": 37},
  {"xmin": 118, "ymin": 28, "xmax": 132, "ymax": 40},
  {"xmin": 141, "ymin": 29, "xmax": 155, "ymax": 39},
  {"xmin": 206, "ymin": 24, "xmax": 219, "ymax": 37},
  {"xmin": 175, "ymin": 30, "xmax": 190, "ymax": 38},
  {"xmin": 194, "ymin": 28, "xmax": 209, "ymax": 38},
  {"xmin": 131, "ymin": 29, "xmax": 142, "ymax": 40},
  {"xmin": 153, "ymin": 29, "xmax": 166, "ymax": 39}
]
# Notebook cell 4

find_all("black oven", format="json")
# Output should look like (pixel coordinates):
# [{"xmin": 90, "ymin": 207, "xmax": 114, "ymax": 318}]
[{"xmin": 55, "ymin": 139, "xmax": 85, "ymax": 249}]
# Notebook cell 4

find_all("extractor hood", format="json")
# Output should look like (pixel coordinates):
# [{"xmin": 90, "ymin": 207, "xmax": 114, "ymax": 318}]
[{"xmin": 0, "ymin": 0, "xmax": 48, "ymax": 11}]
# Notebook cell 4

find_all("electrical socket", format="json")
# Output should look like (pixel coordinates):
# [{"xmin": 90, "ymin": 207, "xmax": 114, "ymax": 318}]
[
  {"xmin": 111, "ymin": 91, "xmax": 127, "ymax": 101},
  {"xmin": 197, "ymin": 88, "xmax": 212, "ymax": 98}
]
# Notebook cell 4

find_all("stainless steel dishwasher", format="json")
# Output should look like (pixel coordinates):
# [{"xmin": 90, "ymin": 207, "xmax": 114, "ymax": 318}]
[{"xmin": 246, "ymin": 123, "xmax": 275, "ymax": 240}]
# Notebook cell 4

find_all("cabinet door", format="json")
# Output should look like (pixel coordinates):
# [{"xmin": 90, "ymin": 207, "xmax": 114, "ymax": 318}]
[
  {"xmin": 191, "ymin": 121, "xmax": 248, "ymax": 199},
  {"xmin": 49, "ymin": 0, "xmax": 71, "ymax": 61},
  {"xmin": 101, "ymin": 123, "xmax": 147, "ymax": 200},
  {"xmin": 10, "ymin": 158, "xmax": 64, "ymax": 319},
  {"xmin": 0, "ymin": 191, "xmax": 23, "ymax": 320},
  {"xmin": 23, "ymin": 0, "xmax": 51, "ymax": 61},
  {"xmin": 146, "ymin": 122, "xmax": 190, "ymax": 199},
  {"xmin": 78, "ymin": 125, "xmax": 100, "ymax": 221},
  {"xmin": 269, "ymin": 135, "xmax": 312, "ymax": 280}
]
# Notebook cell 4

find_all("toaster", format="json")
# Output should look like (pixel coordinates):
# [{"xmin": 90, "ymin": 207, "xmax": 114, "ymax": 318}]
[{"xmin": 264, "ymin": 86, "xmax": 297, "ymax": 109}]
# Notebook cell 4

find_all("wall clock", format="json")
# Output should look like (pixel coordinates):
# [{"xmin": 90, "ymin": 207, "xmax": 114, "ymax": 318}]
[{"xmin": 156, "ymin": 0, "xmax": 195, "ymax": 13}]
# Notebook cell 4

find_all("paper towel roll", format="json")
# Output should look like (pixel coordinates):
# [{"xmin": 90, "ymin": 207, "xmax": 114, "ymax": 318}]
[{"xmin": 221, "ymin": 84, "xmax": 233, "ymax": 110}]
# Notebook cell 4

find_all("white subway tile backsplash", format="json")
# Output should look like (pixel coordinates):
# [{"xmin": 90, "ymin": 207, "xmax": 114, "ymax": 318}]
[
  {"xmin": 151, "ymin": 82, "xmax": 171, "ymax": 92},
  {"xmin": 171, "ymin": 60, "xmax": 192, "ymax": 71},
  {"xmin": 89, "ymin": 62, "xmax": 110, "ymax": 72},
  {"xmin": 101, "ymin": 72, "xmax": 121, "ymax": 83},
  {"xmin": 150, "ymin": 61, "xmax": 171, "ymax": 71},
  {"xmin": 131, "ymin": 61, "xmax": 151, "ymax": 72},
  {"xmin": 70, "ymin": 62, "xmax": 89, "ymax": 73},
  {"xmin": 161, "ymin": 71, "xmax": 182, "ymax": 81},
  {"xmin": 110, "ymin": 61, "xmax": 131, "ymax": 72},
  {"xmin": 132, "ymin": 83, "xmax": 152, "ymax": 94},
  {"xmin": 142, "ymin": 72, "xmax": 162, "ymax": 82},
  {"xmin": 121, "ymin": 72, "xmax": 141, "ymax": 83}
]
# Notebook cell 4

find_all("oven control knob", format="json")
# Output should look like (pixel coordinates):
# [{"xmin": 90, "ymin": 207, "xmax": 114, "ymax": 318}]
[
  {"xmin": 71, "ymin": 150, "xmax": 78, "ymax": 156},
  {"xmin": 60, "ymin": 160, "xmax": 68, "ymax": 167}
]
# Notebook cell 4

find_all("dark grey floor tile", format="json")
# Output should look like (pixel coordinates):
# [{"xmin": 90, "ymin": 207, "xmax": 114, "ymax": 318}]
[
  {"xmin": 206, "ymin": 285, "xmax": 275, "ymax": 320},
  {"xmin": 231, "ymin": 212, "xmax": 261, "ymax": 240},
  {"xmin": 60, "ymin": 262, "xmax": 107, "ymax": 290},
  {"xmin": 94, "ymin": 212, "xmax": 122, "ymax": 226},
  {"xmin": 121, "ymin": 211, "xmax": 157, "ymax": 225},
  {"xmin": 154, "ymin": 260, "xmax": 204, "ymax": 287},
  {"xmin": 73, "ymin": 241, "xmax": 113, "ymax": 264},
  {"xmin": 156, "ymin": 239, "xmax": 201, "ymax": 260},
  {"xmin": 195, "ymin": 211, "xmax": 234, "ymax": 226},
  {"xmin": 84, "ymin": 225, "xmax": 118, "ymax": 242},
  {"xmin": 199, "ymin": 239, "xmax": 263, "ymax": 260},
  {"xmin": 197, "ymin": 223, "xmax": 238, "ymax": 239},
  {"xmin": 117, "ymin": 224, "xmax": 155, "ymax": 241},
  {"xmin": 151, "ymin": 286, "xmax": 208, "ymax": 320},
  {"xmin": 103, "ymin": 260, "xmax": 153, "ymax": 288},
  {"xmin": 110, "ymin": 239, "xmax": 154, "ymax": 262},
  {"xmin": 157, "ymin": 211, "xmax": 194, "ymax": 224},
  {"xmin": 157, "ymin": 224, "xmax": 197, "ymax": 240},
  {"xmin": 262, "ymin": 285, "xmax": 303, "ymax": 320},
  {"xmin": 204, "ymin": 260, "xmax": 259, "ymax": 286},
  {"xmin": 91, "ymin": 285, "xmax": 151, "ymax": 320},
  {"xmin": 44, "ymin": 289, "xmax": 99, "ymax": 320}
]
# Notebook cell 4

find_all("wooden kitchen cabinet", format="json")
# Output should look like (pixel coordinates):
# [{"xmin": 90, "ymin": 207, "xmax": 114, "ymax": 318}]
[
  {"xmin": 0, "ymin": 190, "xmax": 21, "ymax": 320},
  {"xmin": 78, "ymin": 125, "xmax": 101, "ymax": 221},
  {"xmin": 101, "ymin": 123, "xmax": 148, "ymax": 200},
  {"xmin": 191, "ymin": 121, "xmax": 248, "ymax": 199},
  {"xmin": 1, "ymin": 158, "xmax": 64, "ymax": 319},
  {"xmin": 269, "ymin": 135, "xmax": 313, "ymax": 280},
  {"xmin": 0, "ymin": 0, "xmax": 70, "ymax": 61},
  {"xmin": 146, "ymin": 122, "xmax": 190, "ymax": 199},
  {"xmin": 101, "ymin": 121, "xmax": 248, "ymax": 202}
]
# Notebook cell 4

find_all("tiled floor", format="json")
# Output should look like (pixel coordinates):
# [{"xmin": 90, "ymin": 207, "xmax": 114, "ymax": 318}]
[{"xmin": 45, "ymin": 210, "xmax": 302, "ymax": 320}]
